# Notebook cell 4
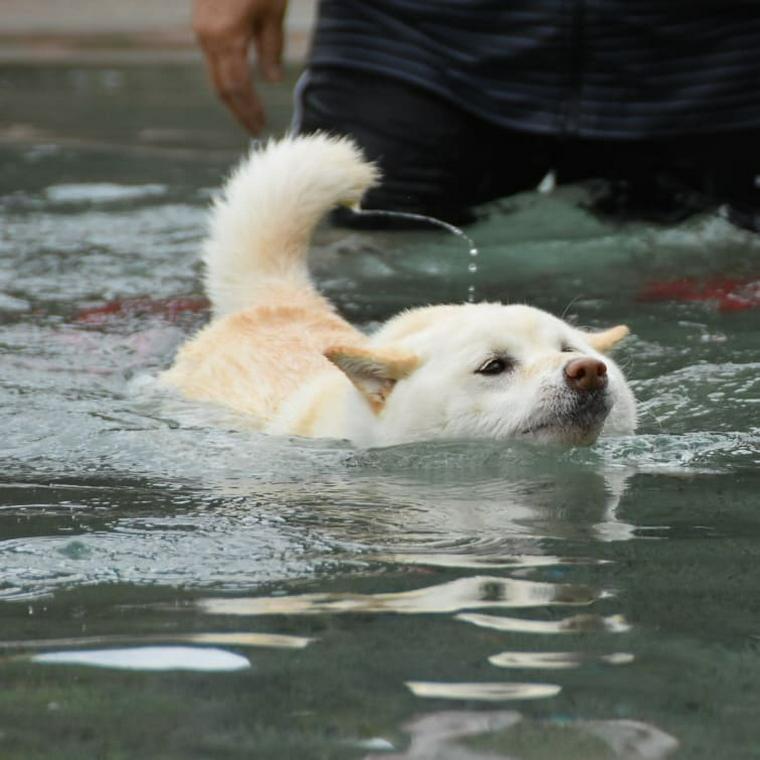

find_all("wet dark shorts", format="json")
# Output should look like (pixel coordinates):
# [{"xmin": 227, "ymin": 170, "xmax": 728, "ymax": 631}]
[{"xmin": 295, "ymin": 66, "xmax": 760, "ymax": 230}]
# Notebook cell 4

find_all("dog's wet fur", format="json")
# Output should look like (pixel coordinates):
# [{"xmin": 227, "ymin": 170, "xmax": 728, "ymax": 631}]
[{"xmin": 162, "ymin": 135, "xmax": 636, "ymax": 447}]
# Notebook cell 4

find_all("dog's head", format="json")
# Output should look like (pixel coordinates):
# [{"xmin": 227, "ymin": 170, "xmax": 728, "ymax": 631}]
[{"xmin": 325, "ymin": 303, "xmax": 636, "ymax": 446}]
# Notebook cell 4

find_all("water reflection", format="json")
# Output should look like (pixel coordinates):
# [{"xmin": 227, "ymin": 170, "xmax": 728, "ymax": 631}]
[
  {"xmin": 405, "ymin": 681, "xmax": 561, "ymax": 701},
  {"xmin": 44, "ymin": 182, "xmax": 168, "ymax": 204},
  {"xmin": 197, "ymin": 575, "xmax": 596, "ymax": 617},
  {"xmin": 0, "ymin": 631, "xmax": 313, "ymax": 651},
  {"xmin": 457, "ymin": 612, "xmax": 631, "ymax": 634},
  {"xmin": 0, "ymin": 460, "xmax": 635, "ymax": 600},
  {"xmin": 365, "ymin": 710, "xmax": 678, "ymax": 760},
  {"xmin": 369, "ymin": 552, "xmax": 586, "ymax": 570},
  {"xmin": 488, "ymin": 651, "xmax": 634, "ymax": 669},
  {"xmin": 33, "ymin": 646, "xmax": 250, "ymax": 672}
]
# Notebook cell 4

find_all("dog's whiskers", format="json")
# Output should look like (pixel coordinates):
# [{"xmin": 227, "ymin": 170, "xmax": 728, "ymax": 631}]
[
  {"xmin": 638, "ymin": 405, "xmax": 667, "ymax": 434},
  {"xmin": 560, "ymin": 295, "xmax": 582, "ymax": 321}
]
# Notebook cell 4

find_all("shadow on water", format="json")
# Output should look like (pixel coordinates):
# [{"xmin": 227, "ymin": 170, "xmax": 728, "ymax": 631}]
[{"xmin": 0, "ymin": 62, "xmax": 759, "ymax": 759}]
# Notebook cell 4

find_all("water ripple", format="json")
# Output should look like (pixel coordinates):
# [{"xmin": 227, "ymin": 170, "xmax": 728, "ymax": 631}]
[
  {"xmin": 196, "ymin": 575, "xmax": 597, "ymax": 617},
  {"xmin": 405, "ymin": 681, "xmax": 561, "ymax": 701}
]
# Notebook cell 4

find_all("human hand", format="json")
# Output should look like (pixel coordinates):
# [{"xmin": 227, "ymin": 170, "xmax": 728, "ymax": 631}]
[{"xmin": 193, "ymin": 0, "xmax": 287, "ymax": 135}]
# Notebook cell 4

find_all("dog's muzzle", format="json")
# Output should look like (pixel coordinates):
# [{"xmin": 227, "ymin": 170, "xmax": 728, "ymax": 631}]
[{"xmin": 520, "ymin": 361, "xmax": 613, "ymax": 442}]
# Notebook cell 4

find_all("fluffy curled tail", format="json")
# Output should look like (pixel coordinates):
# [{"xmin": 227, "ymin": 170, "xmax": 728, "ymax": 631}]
[{"xmin": 202, "ymin": 134, "xmax": 379, "ymax": 317}]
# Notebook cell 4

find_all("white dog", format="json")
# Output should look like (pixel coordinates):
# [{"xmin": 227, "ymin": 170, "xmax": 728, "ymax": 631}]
[{"xmin": 161, "ymin": 135, "xmax": 636, "ymax": 447}]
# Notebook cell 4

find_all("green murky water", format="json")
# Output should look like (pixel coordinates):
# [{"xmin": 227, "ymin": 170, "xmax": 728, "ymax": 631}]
[{"xmin": 1, "ymin": 63, "xmax": 760, "ymax": 759}]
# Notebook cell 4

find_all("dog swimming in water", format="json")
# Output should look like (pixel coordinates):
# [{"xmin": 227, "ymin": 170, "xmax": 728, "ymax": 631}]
[{"xmin": 161, "ymin": 135, "xmax": 636, "ymax": 447}]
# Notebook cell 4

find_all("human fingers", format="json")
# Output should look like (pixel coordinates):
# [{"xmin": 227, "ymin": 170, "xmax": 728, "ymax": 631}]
[
  {"xmin": 204, "ymin": 42, "xmax": 266, "ymax": 135},
  {"xmin": 254, "ymin": 11, "xmax": 285, "ymax": 82}
]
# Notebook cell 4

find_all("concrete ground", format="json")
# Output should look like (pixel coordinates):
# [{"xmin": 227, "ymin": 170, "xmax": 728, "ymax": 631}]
[{"xmin": 0, "ymin": 0, "xmax": 317, "ymax": 62}]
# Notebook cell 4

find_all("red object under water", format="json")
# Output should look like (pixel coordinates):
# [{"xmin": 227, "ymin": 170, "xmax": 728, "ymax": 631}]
[
  {"xmin": 637, "ymin": 276, "xmax": 760, "ymax": 312},
  {"xmin": 74, "ymin": 296, "xmax": 209, "ymax": 324}
]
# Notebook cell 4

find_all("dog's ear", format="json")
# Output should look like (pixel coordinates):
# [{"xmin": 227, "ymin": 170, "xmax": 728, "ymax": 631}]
[
  {"xmin": 585, "ymin": 325, "xmax": 630, "ymax": 353},
  {"xmin": 324, "ymin": 345, "xmax": 419, "ymax": 413}
]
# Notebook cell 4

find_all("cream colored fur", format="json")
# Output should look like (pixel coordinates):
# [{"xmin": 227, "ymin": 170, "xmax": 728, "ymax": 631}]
[{"xmin": 161, "ymin": 134, "xmax": 636, "ymax": 446}]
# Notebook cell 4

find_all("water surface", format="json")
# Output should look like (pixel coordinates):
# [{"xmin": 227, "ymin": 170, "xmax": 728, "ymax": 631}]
[{"xmin": 1, "ymin": 62, "xmax": 760, "ymax": 760}]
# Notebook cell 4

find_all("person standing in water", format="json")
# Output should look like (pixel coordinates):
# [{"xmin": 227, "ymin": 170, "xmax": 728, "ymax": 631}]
[{"xmin": 193, "ymin": 0, "xmax": 760, "ymax": 231}]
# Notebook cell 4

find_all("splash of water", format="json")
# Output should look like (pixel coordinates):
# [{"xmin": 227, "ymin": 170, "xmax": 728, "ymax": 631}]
[{"xmin": 349, "ymin": 208, "xmax": 479, "ymax": 302}]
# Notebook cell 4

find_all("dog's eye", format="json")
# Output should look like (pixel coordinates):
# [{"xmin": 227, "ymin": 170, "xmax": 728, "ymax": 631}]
[
  {"xmin": 560, "ymin": 343, "xmax": 577, "ymax": 353},
  {"xmin": 476, "ymin": 357, "xmax": 513, "ymax": 376}
]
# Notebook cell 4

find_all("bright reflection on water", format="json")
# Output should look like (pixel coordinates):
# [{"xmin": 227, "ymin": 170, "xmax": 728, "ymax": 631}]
[
  {"xmin": 0, "ymin": 63, "xmax": 759, "ymax": 759},
  {"xmin": 456, "ymin": 612, "xmax": 631, "ymax": 635},
  {"xmin": 487, "ymin": 650, "xmax": 634, "ymax": 669},
  {"xmin": 364, "ymin": 711, "xmax": 679, "ymax": 760},
  {"xmin": 33, "ymin": 646, "xmax": 252, "ymax": 672},
  {"xmin": 405, "ymin": 681, "xmax": 562, "ymax": 701},
  {"xmin": 197, "ymin": 574, "xmax": 596, "ymax": 616}
]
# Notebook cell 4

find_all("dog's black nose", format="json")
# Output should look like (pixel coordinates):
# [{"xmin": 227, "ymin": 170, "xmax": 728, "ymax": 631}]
[{"xmin": 564, "ymin": 357, "xmax": 608, "ymax": 392}]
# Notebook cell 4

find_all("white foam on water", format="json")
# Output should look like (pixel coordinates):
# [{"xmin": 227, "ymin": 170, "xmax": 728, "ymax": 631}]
[{"xmin": 45, "ymin": 183, "xmax": 167, "ymax": 204}]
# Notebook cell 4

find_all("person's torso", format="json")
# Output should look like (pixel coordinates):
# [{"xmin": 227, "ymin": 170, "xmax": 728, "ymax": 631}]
[{"xmin": 309, "ymin": 0, "xmax": 760, "ymax": 138}]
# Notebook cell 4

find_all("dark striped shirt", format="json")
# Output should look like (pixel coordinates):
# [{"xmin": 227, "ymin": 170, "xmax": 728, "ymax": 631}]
[{"xmin": 309, "ymin": 0, "xmax": 760, "ymax": 139}]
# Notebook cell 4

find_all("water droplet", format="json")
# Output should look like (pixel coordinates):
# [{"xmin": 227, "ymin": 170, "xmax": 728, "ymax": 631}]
[
  {"xmin": 350, "ymin": 209, "xmax": 477, "ymax": 251},
  {"xmin": 348, "ymin": 208, "xmax": 481, "ymax": 304}
]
